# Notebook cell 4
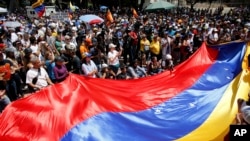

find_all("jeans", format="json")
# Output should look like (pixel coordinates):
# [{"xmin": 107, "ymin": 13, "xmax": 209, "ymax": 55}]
[
  {"xmin": 129, "ymin": 45, "xmax": 138, "ymax": 65},
  {"xmin": 0, "ymin": 95, "xmax": 11, "ymax": 113},
  {"xmin": 6, "ymin": 79, "xmax": 18, "ymax": 101}
]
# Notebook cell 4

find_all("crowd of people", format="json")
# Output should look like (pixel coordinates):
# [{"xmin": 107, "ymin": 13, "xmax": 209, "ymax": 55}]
[{"xmin": 0, "ymin": 5, "xmax": 250, "ymax": 112}]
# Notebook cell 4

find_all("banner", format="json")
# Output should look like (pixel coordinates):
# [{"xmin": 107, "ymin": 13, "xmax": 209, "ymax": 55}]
[{"xmin": 0, "ymin": 42, "xmax": 249, "ymax": 141}]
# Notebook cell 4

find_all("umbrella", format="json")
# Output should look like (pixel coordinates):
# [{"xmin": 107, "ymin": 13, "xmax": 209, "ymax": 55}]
[
  {"xmin": 79, "ymin": 14, "xmax": 104, "ymax": 24},
  {"xmin": 100, "ymin": 6, "xmax": 108, "ymax": 11},
  {"xmin": 0, "ymin": 7, "xmax": 7, "ymax": 13},
  {"xmin": 145, "ymin": 0, "xmax": 176, "ymax": 11},
  {"xmin": 245, "ymin": 23, "xmax": 250, "ymax": 28},
  {"xmin": 3, "ymin": 21, "xmax": 22, "ymax": 28}
]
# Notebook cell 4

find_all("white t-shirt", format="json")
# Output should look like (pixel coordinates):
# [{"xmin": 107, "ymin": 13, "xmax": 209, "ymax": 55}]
[
  {"xmin": 21, "ymin": 39, "xmax": 30, "ymax": 48},
  {"xmin": 26, "ymin": 67, "xmax": 49, "ymax": 89},
  {"xmin": 108, "ymin": 50, "xmax": 119, "ymax": 66},
  {"xmin": 82, "ymin": 60, "xmax": 97, "ymax": 78}
]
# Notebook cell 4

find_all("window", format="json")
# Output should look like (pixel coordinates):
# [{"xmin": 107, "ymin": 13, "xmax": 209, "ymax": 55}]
[{"xmin": 30, "ymin": 11, "xmax": 35, "ymax": 15}]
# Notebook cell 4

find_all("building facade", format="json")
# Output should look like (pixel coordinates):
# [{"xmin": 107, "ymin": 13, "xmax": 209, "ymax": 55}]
[{"xmin": 26, "ymin": 6, "xmax": 56, "ymax": 18}]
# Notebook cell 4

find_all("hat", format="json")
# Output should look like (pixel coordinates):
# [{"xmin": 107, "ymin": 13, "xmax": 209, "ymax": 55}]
[
  {"xmin": 166, "ymin": 54, "xmax": 172, "ymax": 60},
  {"xmin": 71, "ymin": 26, "xmax": 77, "ymax": 31},
  {"xmin": 50, "ymin": 23, "xmax": 56, "ymax": 28},
  {"xmin": 101, "ymin": 63, "xmax": 108, "ymax": 69},
  {"xmin": 109, "ymin": 43, "xmax": 116, "ymax": 48},
  {"xmin": 65, "ymin": 44, "xmax": 76, "ymax": 51}
]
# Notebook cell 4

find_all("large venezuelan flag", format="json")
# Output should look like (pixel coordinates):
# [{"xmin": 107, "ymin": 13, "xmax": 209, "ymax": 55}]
[{"xmin": 0, "ymin": 42, "xmax": 250, "ymax": 141}]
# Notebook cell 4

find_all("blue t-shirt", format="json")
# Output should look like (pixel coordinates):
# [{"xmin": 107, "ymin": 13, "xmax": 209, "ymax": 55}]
[{"xmin": 45, "ymin": 60, "xmax": 56, "ymax": 80}]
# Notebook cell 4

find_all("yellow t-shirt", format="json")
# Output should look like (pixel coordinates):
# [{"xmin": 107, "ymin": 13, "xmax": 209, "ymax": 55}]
[
  {"xmin": 150, "ymin": 40, "xmax": 160, "ymax": 55},
  {"xmin": 140, "ymin": 39, "xmax": 150, "ymax": 52},
  {"xmin": 52, "ymin": 31, "xmax": 58, "ymax": 37}
]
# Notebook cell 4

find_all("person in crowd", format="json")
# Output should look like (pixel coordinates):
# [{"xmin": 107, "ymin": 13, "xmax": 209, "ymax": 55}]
[
  {"xmin": 61, "ymin": 44, "xmax": 75, "ymax": 72},
  {"xmin": 236, "ymin": 93, "xmax": 250, "ymax": 125},
  {"xmin": 21, "ymin": 32, "xmax": 31, "ymax": 48},
  {"xmin": 55, "ymin": 35, "xmax": 63, "ymax": 53},
  {"xmin": 0, "ymin": 49, "xmax": 17, "ymax": 101},
  {"xmin": 208, "ymin": 29, "xmax": 219, "ymax": 45},
  {"xmin": 61, "ymin": 35, "xmax": 75, "ymax": 53},
  {"xmin": 46, "ymin": 29, "xmax": 59, "ymax": 56},
  {"xmin": 161, "ymin": 32, "xmax": 173, "ymax": 69},
  {"xmin": 5, "ymin": 47, "xmax": 23, "ymax": 98},
  {"xmin": 140, "ymin": 34, "xmax": 150, "ymax": 61},
  {"xmin": 82, "ymin": 53, "xmax": 98, "ymax": 78},
  {"xmin": 79, "ymin": 38, "xmax": 92, "ymax": 59},
  {"xmin": 0, "ymin": 89, "xmax": 10, "ymax": 113},
  {"xmin": 69, "ymin": 49, "xmax": 82, "ymax": 75},
  {"xmin": 165, "ymin": 54, "xmax": 174, "ymax": 71},
  {"xmin": 26, "ymin": 56, "xmax": 53, "ymax": 92},
  {"xmin": 44, "ymin": 51, "xmax": 56, "ymax": 83},
  {"xmin": 128, "ymin": 59, "xmax": 147, "ymax": 79},
  {"xmin": 53, "ymin": 56, "xmax": 69, "ymax": 83},
  {"xmin": 70, "ymin": 26, "xmax": 78, "ymax": 47},
  {"xmin": 149, "ymin": 35, "xmax": 161, "ymax": 61},
  {"xmin": 128, "ymin": 28, "xmax": 139, "ymax": 65},
  {"xmin": 0, "ymin": 86, "xmax": 11, "ymax": 113},
  {"xmin": 117, "ymin": 64, "xmax": 130, "ymax": 80},
  {"xmin": 99, "ymin": 63, "xmax": 116, "ymax": 79},
  {"xmin": 23, "ymin": 47, "xmax": 35, "ymax": 70},
  {"xmin": 29, "ymin": 36, "xmax": 43, "ymax": 61},
  {"xmin": 108, "ymin": 43, "xmax": 122, "ymax": 75},
  {"xmin": 148, "ymin": 56, "xmax": 163, "ymax": 75}
]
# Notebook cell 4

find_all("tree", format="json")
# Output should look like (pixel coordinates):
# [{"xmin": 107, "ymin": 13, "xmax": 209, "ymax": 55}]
[
  {"xmin": 187, "ymin": 0, "xmax": 200, "ymax": 10},
  {"xmin": 139, "ymin": 0, "xmax": 145, "ymax": 11}
]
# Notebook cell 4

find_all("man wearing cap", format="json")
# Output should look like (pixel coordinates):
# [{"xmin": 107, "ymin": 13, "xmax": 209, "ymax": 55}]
[{"xmin": 108, "ymin": 43, "xmax": 122, "ymax": 74}]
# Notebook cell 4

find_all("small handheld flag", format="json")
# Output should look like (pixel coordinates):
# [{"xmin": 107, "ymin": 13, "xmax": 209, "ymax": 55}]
[{"xmin": 32, "ymin": 0, "xmax": 45, "ymax": 18}]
